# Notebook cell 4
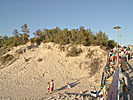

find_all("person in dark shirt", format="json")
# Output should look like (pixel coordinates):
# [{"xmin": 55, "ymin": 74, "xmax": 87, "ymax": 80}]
[{"xmin": 118, "ymin": 56, "xmax": 128, "ymax": 72}]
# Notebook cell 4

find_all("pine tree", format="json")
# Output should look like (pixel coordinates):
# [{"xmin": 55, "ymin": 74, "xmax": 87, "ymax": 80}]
[{"xmin": 21, "ymin": 24, "xmax": 30, "ymax": 44}]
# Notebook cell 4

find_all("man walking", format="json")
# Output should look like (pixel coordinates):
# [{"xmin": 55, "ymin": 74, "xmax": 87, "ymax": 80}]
[{"xmin": 50, "ymin": 79, "xmax": 54, "ymax": 93}]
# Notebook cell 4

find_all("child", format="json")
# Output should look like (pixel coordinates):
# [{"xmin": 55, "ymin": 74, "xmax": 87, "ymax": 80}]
[
  {"xmin": 67, "ymin": 82, "xmax": 71, "ymax": 89},
  {"xmin": 91, "ymin": 87, "xmax": 97, "ymax": 97},
  {"xmin": 46, "ymin": 82, "xmax": 50, "ymax": 95},
  {"xmin": 98, "ymin": 89, "xmax": 103, "ymax": 100},
  {"xmin": 48, "ymin": 82, "xmax": 50, "ymax": 93}
]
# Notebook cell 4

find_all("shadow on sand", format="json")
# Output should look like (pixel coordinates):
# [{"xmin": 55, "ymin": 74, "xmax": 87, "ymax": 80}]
[{"xmin": 55, "ymin": 80, "xmax": 80, "ymax": 92}]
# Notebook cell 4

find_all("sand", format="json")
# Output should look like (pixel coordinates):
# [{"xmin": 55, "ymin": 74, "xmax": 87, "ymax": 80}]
[{"xmin": 0, "ymin": 42, "xmax": 107, "ymax": 100}]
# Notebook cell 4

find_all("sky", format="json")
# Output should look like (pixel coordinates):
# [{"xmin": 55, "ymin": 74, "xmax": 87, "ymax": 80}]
[{"xmin": 0, "ymin": 0, "xmax": 133, "ymax": 46}]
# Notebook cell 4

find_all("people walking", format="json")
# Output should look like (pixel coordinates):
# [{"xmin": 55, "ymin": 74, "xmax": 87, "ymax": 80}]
[
  {"xmin": 118, "ymin": 56, "xmax": 128, "ymax": 72},
  {"xmin": 50, "ymin": 79, "xmax": 54, "ymax": 93}
]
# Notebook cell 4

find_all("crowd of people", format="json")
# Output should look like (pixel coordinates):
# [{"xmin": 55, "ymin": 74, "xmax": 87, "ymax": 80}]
[
  {"xmin": 109, "ymin": 45, "xmax": 133, "ymax": 64},
  {"xmin": 109, "ymin": 45, "xmax": 133, "ymax": 72},
  {"xmin": 91, "ymin": 45, "xmax": 133, "ymax": 99}
]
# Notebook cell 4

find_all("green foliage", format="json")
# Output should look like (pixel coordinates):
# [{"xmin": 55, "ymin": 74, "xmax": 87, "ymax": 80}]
[
  {"xmin": 12, "ymin": 29, "xmax": 19, "ymax": 36},
  {"xmin": 34, "ymin": 38, "xmax": 41, "ymax": 45},
  {"xmin": 15, "ymin": 49, "xmax": 23, "ymax": 54},
  {"xmin": 108, "ymin": 40, "xmax": 117, "ymax": 49},
  {"xmin": 30, "ymin": 38, "xmax": 35, "ymax": 44},
  {"xmin": 66, "ymin": 47, "xmax": 83, "ymax": 57},
  {"xmin": 0, "ymin": 25, "xmax": 117, "ymax": 57},
  {"xmin": 33, "ymin": 29, "xmax": 43, "ymax": 39},
  {"xmin": 0, "ymin": 35, "xmax": 22, "ymax": 49},
  {"xmin": 21, "ymin": 24, "xmax": 30, "ymax": 44},
  {"xmin": 0, "ymin": 47, "xmax": 6, "ymax": 57},
  {"xmin": 1, "ymin": 54, "xmax": 13, "ymax": 62},
  {"xmin": 31, "ymin": 26, "xmax": 116, "ymax": 48},
  {"xmin": 94, "ymin": 31, "xmax": 109, "ymax": 46}
]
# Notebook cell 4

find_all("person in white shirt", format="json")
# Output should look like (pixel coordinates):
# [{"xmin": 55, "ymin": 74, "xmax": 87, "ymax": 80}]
[{"xmin": 50, "ymin": 79, "xmax": 54, "ymax": 93}]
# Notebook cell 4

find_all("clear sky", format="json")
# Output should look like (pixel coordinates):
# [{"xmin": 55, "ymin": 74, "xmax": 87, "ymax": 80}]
[{"xmin": 0, "ymin": 0, "xmax": 133, "ymax": 46}]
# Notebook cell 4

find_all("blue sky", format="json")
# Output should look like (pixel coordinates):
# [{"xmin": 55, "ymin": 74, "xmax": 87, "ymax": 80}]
[{"xmin": 0, "ymin": 0, "xmax": 133, "ymax": 46}]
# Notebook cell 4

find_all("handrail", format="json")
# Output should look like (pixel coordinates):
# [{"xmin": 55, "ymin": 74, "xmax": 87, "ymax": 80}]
[
  {"xmin": 117, "ymin": 67, "xmax": 121, "ymax": 100},
  {"xmin": 106, "ymin": 67, "xmax": 120, "ymax": 100},
  {"xmin": 100, "ymin": 53, "xmax": 121, "ymax": 100},
  {"xmin": 101, "ymin": 53, "xmax": 110, "ymax": 89}
]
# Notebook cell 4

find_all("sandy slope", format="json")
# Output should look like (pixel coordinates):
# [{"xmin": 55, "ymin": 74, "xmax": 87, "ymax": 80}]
[{"xmin": 0, "ymin": 43, "xmax": 107, "ymax": 100}]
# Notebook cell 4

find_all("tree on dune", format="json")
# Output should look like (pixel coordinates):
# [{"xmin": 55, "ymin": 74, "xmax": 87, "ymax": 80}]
[{"xmin": 21, "ymin": 24, "xmax": 30, "ymax": 44}]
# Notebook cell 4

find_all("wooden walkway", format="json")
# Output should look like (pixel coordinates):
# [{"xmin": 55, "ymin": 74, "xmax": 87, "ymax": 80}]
[
  {"xmin": 106, "ymin": 67, "xmax": 120, "ymax": 100},
  {"xmin": 106, "ymin": 58, "xmax": 133, "ymax": 100}
]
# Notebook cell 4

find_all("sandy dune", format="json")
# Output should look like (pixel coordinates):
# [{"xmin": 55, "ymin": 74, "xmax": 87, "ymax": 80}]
[{"xmin": 0, "ymin": 43, "xmax": 107, "ymax": 100}]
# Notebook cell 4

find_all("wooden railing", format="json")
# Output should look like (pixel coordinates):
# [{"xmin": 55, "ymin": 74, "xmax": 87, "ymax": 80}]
[
  {"xmin": 101, "ymin": 54, "xmax": 110, "ymax": 89},
  {"xmin": 106, "ymin": 67, "xmax": 120, "ymax": 100},
  {"xmin": 100, "ymin": 53, "xmax": 121, "ymax": 100}
]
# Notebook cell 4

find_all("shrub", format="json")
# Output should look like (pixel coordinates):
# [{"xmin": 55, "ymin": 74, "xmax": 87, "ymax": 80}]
[
  {"xmin": 38, "ymin": 58, "xmax": 42, "ymax": 62},
  {"xmin": 1, "ymin": 54, "xmax": 13, "ymax": 62},
  {"xmin": 0, "ymin": 48, "xmax": 6, "ymax": 57},
  {"xmin": 16, "ymin": 49, "xmax": 23, "ymax": 54},
  {"xmin": 24, "ymin": 57, "xmax": 30, "ymax": 62},
  {"xmin": 66, "ymin": 47, "xmax": 82, "ymax": 57}
]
